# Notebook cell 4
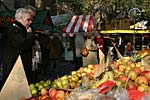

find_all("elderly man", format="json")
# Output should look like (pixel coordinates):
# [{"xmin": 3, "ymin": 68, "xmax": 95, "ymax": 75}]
[{"xmin": 2, "ymin": 8, "xmax": 36, "ymax": 86}]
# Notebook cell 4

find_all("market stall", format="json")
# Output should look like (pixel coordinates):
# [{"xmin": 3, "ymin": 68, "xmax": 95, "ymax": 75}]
[{"xmin": 61, "ymin": 15, "xmax": 95, "ymax": 63}]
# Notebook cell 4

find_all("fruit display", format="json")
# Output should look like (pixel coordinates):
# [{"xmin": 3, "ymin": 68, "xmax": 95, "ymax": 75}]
[
  {"xmin": 29, "ymin": 80, "xmax": 51, "ymax": 97},
  {"xmin": 20, "ymin": 50, "xmax": 150, "ymax": 100},
  {"xmin": 51, "ymin": 64, "xmax": 96, "ymax": 89},
  {"xmin": 112, "ymin": 58, "xmax": 150, "ymax": 93}
]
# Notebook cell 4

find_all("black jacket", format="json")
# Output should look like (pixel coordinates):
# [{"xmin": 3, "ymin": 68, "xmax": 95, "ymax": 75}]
[{"xmin": 3, "ymin": 20, "xmax": 35, "ymax": 79}]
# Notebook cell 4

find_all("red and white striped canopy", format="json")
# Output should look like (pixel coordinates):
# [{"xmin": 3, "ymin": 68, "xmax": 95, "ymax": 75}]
[{"xmin": 62, "ymin": 15, "xmax": 94, "ymax": 33}]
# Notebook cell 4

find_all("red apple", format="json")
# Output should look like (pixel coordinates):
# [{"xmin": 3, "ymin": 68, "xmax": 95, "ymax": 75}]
[
  {"xmin": 39, "ymin": 95, "xmax": 51, "ymax": 100},
  {"xmin": 55, "ymin": 90, "xmax": 65, "ymax": 100},
  {"xmin": 28, "ymin": 97, "xmax": 38, "ymax": 100},
  {"xmin": 119, "ymin": 74, "xmax": 128, "ymax": 83},
  {"xmin": 48, "ymin": 88, "xmax": 57, "ymax": 100},
  {"xmin": 133, "ymin": 67, "xmax": 142, "ymax": 75},
  {"xmin": 127, "ymin": 81, "xmax": 138, "ymax": 90},
  {"xmin": 140, "ymin": 71, "xmax": 149, "ymax": 76}
]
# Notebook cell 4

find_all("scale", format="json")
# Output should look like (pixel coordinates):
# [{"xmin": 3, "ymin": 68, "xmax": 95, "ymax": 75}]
[{"xmin": 128, "ymin": 8, "xmax": 141, "ymax": 56}]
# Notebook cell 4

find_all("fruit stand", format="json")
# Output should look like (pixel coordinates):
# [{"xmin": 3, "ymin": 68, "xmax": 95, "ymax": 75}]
[
  {"xmin": 3, "ymin": 49, "xmax": 149, "ymax": 100},
  {"xmin": 2, "ymin": 16, "xmax": 150, "ymax": 99},
  {"xmin": 1, "ymin": 29, "xmax": 150, "ymax": 99}
]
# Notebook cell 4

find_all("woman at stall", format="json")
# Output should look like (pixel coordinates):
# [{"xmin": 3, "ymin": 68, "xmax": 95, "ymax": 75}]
[{"xmin": 82, "ymin": 32, "xmax": 98, "ymax": 67}]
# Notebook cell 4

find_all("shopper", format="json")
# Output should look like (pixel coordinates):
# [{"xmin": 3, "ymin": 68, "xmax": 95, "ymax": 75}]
[
  {"xmin": 2, "ymin": 8, "xmax": 36, "ymax": 86},
  {"xmin": 82, "ymin": 33, "xmax": 98, "ymax": 67},
  {"xmin": 94, "ymin": 31, "xmax": 104, "ymax": 62},
  {"xmin": 127, "ymin": 41, "xmax": 133, "ymax": 56},
  {"xmin": 46, "ymin": 33, "xmax": 65, "ymax": 80}
]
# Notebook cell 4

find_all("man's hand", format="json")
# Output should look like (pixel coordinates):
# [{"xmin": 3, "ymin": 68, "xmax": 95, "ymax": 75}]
[{"xmin": 27, "ymin": 27, "xmax": 32, "ymax": 32}]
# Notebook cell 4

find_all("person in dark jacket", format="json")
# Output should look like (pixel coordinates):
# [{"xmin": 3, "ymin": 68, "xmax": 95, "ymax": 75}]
[{"xmin": 2, "ymin": 8, "xmax": 36, "ymax": 86}]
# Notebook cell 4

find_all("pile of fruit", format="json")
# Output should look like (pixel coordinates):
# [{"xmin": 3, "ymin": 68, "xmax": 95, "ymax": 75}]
[
  {"xmin": 113, "ymin": 59, "xmax": 150, "ymax": 93},
  {"xmin": 51, "ymin": 64, "xmax": 96, "ymax": 89},
  {"xmin": 21, "ymin": 50, "xmax": 150, "ymax": 100}
]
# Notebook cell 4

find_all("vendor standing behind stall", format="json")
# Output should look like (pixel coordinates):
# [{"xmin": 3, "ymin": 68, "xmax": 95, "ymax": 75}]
[
  {"xmin": 82, "ymin": 33, "xmax": 98, "ymax": 67},
  {"xmin": 2, "ymin": 8, "xmax": 36, "ymax": 86}
]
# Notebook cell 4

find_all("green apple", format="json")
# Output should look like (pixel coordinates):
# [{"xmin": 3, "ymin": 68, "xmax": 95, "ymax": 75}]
[
  {"xmin": 50, "ymin": 82, "xmax": 57, "ymax": 88},
  {"xmin": 61, "ymin": 79, "xmax": 69, "ymax": 85},
  {"xmin": 38, "ymin": 84, "xmax": 44, "ymax": 90},
  {"xmin": 29, "ymin": 83, "xmax": 36, "ymax": 90},
  {"xmin": 60, "ymin": 75, "xmax": 68, "ymax": 80},
  {"xmin": 40, "ymin": 80, "xmax": 45, "ymax": 84},
  {"xmin": 43, "ymin": 83, "xmax": 50, "ymax": 89},
  {"xmin": 31, "ymin": 88, "xmax": 38, "ymax": 96},
  {"xmin": 35, "ymin": 82, "xmax": 40, "ymax": 87},
  {"xmin": 71, "ymin": 74, "xmax": 79, "ymax": 82},
  {"xmin": 43, "ymin": 83, "xmax": 48, "ymax": 87},
  {"xmin": 46, "ymin": 80, "xmax": 51, "ymax": 85},
  {"xmin": 55, "ymin": 79, "xmax": 63, "ymax": 89}
]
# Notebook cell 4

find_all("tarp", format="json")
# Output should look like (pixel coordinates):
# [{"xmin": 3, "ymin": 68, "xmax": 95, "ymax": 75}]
[
  {"xmin": 51, "ymin": 13, "xmax": 73, "ymax": 26},
  {"xmin": 62, "ymin": 15, "xmax": 95, "ymax": 33}
]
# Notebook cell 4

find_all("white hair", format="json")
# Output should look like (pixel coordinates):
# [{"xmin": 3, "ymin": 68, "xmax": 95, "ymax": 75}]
[{"xmin": 15, "ymin": 8, "xmax": 30, "ymax": 20}]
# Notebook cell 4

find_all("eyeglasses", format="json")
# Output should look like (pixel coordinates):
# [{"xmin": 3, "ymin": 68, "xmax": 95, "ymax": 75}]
[
  {"xmin": 27, "ymin": 18, "xmax": 33, "ymax": 22},
  {"xmin": 23, "ymin": 17, "xmax": 33, "ymax": 22}
]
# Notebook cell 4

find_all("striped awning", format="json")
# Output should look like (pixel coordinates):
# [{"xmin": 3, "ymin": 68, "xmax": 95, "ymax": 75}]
[{"xmin": 62, "ymin": 15, "xmax": 94, "ymax": 33}]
